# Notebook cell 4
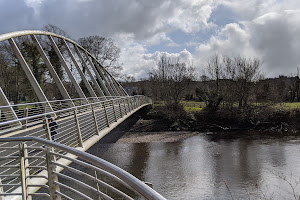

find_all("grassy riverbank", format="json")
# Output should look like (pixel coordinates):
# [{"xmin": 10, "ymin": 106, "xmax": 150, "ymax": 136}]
[{"xmin": 146, "ymin": 101, "xmax": 300, "ymax": 134}]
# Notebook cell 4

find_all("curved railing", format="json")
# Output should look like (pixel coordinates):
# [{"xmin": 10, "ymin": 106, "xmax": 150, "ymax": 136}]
[
  {"xmin": 0, "ymin": 95, "xmax": 151, "ymax": 135},
  {"xmin": 0, "ymin": 136, "xmax": 166, "ymax": 200},
  {"xmin": 0, "ymin": 30, "xmax": 161, "ymax": 199}
]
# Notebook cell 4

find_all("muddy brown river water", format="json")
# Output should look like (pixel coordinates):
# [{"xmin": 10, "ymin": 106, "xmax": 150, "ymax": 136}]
[{"xmin": 98, "ymin": 133, "xmax": 300, "ymax": 199}]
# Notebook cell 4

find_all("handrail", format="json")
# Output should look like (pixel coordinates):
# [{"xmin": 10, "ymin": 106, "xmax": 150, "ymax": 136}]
[
  {"xmin": 0, "ymin": 96, "xmax": 137, "ymax": 126},
  {"xmin": 0, "ymin": 137, "xmax": 166, "ymax": 200},
  {"xmin": 0, "ymin": 96, "xmax": 150, "ymax": 127},
  {"xmin": 0, "ymin": 96, "xmax": 125, "ymax": 109}
]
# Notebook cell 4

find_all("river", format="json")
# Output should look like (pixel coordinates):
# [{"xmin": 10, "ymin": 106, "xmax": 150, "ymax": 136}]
[{"xmin": 98, "ymin": 133, "xmax": 300, "ymax": 200}]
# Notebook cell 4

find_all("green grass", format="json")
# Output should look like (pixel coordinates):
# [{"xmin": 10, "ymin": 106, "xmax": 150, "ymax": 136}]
[
  {"xmin": 153, "ymin": 100, "xmax": 300, "ymax": 113},
  {"xmin": 180, "ymin": 101, "xmax": 206, "ymax": 113},
  {"xmin": 273, "ymin": 102, "xmax": 300, "ymax": 110},
  {"xmin": 152, "ymin": 100, "xmax": 206, "ymax": 113},
  {"xmin": 183, "ymin": 106, "xmax": 203, "ymax": 112}
]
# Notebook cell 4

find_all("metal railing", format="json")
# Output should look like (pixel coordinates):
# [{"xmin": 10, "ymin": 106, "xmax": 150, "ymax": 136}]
[
  {"xmin": 0, "ymin": 95, "xmax": 151, "ymax": 136},
  {"xmin": 0, "ymin": 136, "xmax": 166, "ymax": 200},
  {"xmin": 0, "ymin": 95, "xmax": 162, "ymax": 199}
]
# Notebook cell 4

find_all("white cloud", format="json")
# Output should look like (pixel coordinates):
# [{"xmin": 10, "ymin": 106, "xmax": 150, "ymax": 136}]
[
  {"xmin": 222, "ymin": 0, "xmax": 300, "ymax": 20},
  {"xmin": 119, "ymin": 41, "xmax": 195, "ymax": 79},
  {"xmin": 24, "ymin": 0, "xmax": 44, "ymax": 15},
  {"xmin": 194, "ymin": 8, "xmax": 300, "ymax": 77},
  {"xmin": 166, "ymin": 0, "xmax": 218, "ymax": 33},
  {"xmin": 195, "ymin": 23, "xmax": 254, "ymax": 70}
]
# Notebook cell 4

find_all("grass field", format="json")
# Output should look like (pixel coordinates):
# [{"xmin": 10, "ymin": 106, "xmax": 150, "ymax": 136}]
[
  {"xmin": 152, "ymin": 101, "xmax": 205, "ymax": 112},
  {"xmin": 274, "ymin": 102, "xmax": 300, "ymax": 110},
  {"xmin": 180, "ymin": 101, "xmax": 205, "ymax": 112},
  {"xmin": 153, "ymin": 100, "xmax": 300, "ymax": 113}
]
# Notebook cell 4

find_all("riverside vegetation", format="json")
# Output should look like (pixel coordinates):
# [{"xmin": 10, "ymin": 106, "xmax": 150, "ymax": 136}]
[
  {"xmin": 132, "ymin": 54, "xmax": 300, "ymax": 137},
  {"xmin": 145, "ymin": 101, "xmax": 300, "ymax": 134}
]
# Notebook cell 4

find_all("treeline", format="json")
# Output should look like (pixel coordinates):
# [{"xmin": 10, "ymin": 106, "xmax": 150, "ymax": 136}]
[
  {"xmin": 0, "ymin": 24, "xmax": 128, "ymax": 104},
  {"xmin": 125, "ymin": 54, "xmax": 300, "ymax": 108},
  {"xmin": 122, "ymin": 54, "xmax": 300, "ymax": 132}
]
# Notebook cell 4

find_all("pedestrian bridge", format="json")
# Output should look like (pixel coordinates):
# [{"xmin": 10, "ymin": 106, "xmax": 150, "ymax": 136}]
[{"xmin": 0, "ymin": 31, "xmax": 165, "ymax": 199}]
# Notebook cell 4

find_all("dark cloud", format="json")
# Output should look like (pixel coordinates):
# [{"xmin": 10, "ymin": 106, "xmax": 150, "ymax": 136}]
[
  {"xmin": 0, "ymin": 0, "xmax": 39, "ymax": 34},
  {"xmin": 37, "ymin": 0, "xmax": 180, "ymax": 39},
  {"xmin": 1, "ymin": 0, "xmax": 216, "ymax": 40}
]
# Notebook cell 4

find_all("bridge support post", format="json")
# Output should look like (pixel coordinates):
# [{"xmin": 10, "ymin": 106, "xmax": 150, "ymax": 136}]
[
  {"xmin": 48, "ymin": 36, "xmax": 87, "ymax": 102},
  {"xmin": 84, "ymin": 52, "xmax": 111, "ymax": 97},
  {"xmin": 74, "ymin": 110, "xmax": 84, "ymax": 147},
  {"xmin": 19, "ymin": 143, "xmax": 31, "ymax": 200},
  {"xmin": 45, "ymin": 147, "xmax": 61, "ymax": 200},
  {"xmin": 8, "ymin": 38, "xmax": 53, "ymax": 112},
  {"xmin": 63, "ymin": 40, "xmax": 98, "ymax": 98},
  {"xmin": 31, "ymin": 35, "xmax": 74, "ymax": 105},
  {"xmin": 74, "ymin": 46, "xmax": 105, "ymax": 97}
]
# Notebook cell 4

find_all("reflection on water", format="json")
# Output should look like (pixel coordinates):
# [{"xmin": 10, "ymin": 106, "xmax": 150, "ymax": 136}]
[{"xmin": 99, "ymin": 135, "xmax": 300, "ymax": 200}]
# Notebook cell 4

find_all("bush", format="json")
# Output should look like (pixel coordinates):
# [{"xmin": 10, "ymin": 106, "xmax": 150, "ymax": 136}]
[
  {"xmin": 194, "ymin": 105, "xmax": 276, "ymax": 130},
  {"xmin": 147, "ymin": 103, "xmax": 194, "ymax": 130}
]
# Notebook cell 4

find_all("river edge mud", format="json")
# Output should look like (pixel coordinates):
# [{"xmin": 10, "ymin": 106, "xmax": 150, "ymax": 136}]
[{"xmin": 121, "ymin": 119, "xmax": 300, "ymax": 142}]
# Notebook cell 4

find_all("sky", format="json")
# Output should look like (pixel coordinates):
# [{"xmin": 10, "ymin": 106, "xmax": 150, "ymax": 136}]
[{"xmin": 0, "ymin": 0, "xmax": 300, "ymax": 79}]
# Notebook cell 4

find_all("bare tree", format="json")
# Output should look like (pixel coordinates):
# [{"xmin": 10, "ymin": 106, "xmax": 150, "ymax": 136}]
[
  {"xmin": 207, "ymin": 53, "xmax": 222, "ymax": 95},
  {"xmin": 203, "ymin": 54, "xmax": 224, "ymax": 110},
  {"xmin": 205, "ymin": 54, "xmax": 262, "ymax": 109},
  {"xmin": 78, "ymin": 36, "xmax": 122, "ymax": 78},
  {"xmin": 149, "ymin": 55, "xmax": 195, "ymax": 105},
  {"xmin": 232, "ymin": 56, "xmax": 262, "ymax": 108}
]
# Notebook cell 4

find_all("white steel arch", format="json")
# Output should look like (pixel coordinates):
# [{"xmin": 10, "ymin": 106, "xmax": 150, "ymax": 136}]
[{"xmin": 0, "ymin": 30, "xmax": 128, "ymax": 119}]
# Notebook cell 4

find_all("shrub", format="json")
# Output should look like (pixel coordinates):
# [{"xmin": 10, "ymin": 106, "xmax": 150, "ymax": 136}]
[{"xmin": 147, "ymin": 103, "xmax": 194, "ymax": 130}]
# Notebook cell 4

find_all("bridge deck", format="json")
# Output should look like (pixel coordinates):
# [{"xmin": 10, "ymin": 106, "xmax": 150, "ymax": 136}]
[{"xmin": 0, "ymin": 96, "xmax": 165, "ymax": 200}]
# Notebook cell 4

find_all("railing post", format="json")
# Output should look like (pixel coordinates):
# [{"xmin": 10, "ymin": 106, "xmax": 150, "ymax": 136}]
[
  {"xmin": 91, "ymin": 105, "xmax": 100, "ymax": 135},
  {"xmin": 73, "ymin": 110, "xmax": 84, "ymax": 147},
  {"xmin": 123, "ymin": 99, "xmax": 128, "ymax": 114},
  {"xmin": 102, "ymin": 102, "xmax": 110, "ymax": 127},
  {"xmin": 118, "ymin": 100, "xmax": 123, "ymax": 118},
  {"xmin": 45, "ymin": 116, "xmax": 52, "ymax": 141},
  {"xmin": 127, "ymin": 98, "xmax": 131, "ymax": 112},
  {"xmin": 0, "ymin": 178, "xmax": 3, "ymax": 200},
  {"xmin": 45, "ymin": 147, "xmax": 61, "ymax": 200},
  {"xmin": 23, "ymin": 106, "xmax": 29, "ymax": 129},
  {"xmin": 111, "ymin": 100, "xmax": 117, "ymax": 122},
  {"xmin": 94, "ymin": 171, "xmax": 101, "ymax": 199},
  {"xmin": 44, "ymin": 103, "xmax": 47, "ymax": 114},
  {"xmin": 57, "ymin": 102, "xmax": 62, "ymax": 119},
  {"xmin": 133, "ymin": 97, "xmax": 137, "ymax": 109},
  {"xmin": 19, "ymin": 143, "xmax": 31, "ymax": 200}
]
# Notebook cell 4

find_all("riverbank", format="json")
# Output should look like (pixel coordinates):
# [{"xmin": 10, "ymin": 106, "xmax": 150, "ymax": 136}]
[
  {"xmin": 123, "ymin": 118, "xmax": 300, "ymax": 141},
  {"xmin": 144, "ymin": 103, "xmax": 300, "ymax": 135},
  {"xmin": 117, "ymin": 130, "xmax": 199, "ymax": 143}
]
